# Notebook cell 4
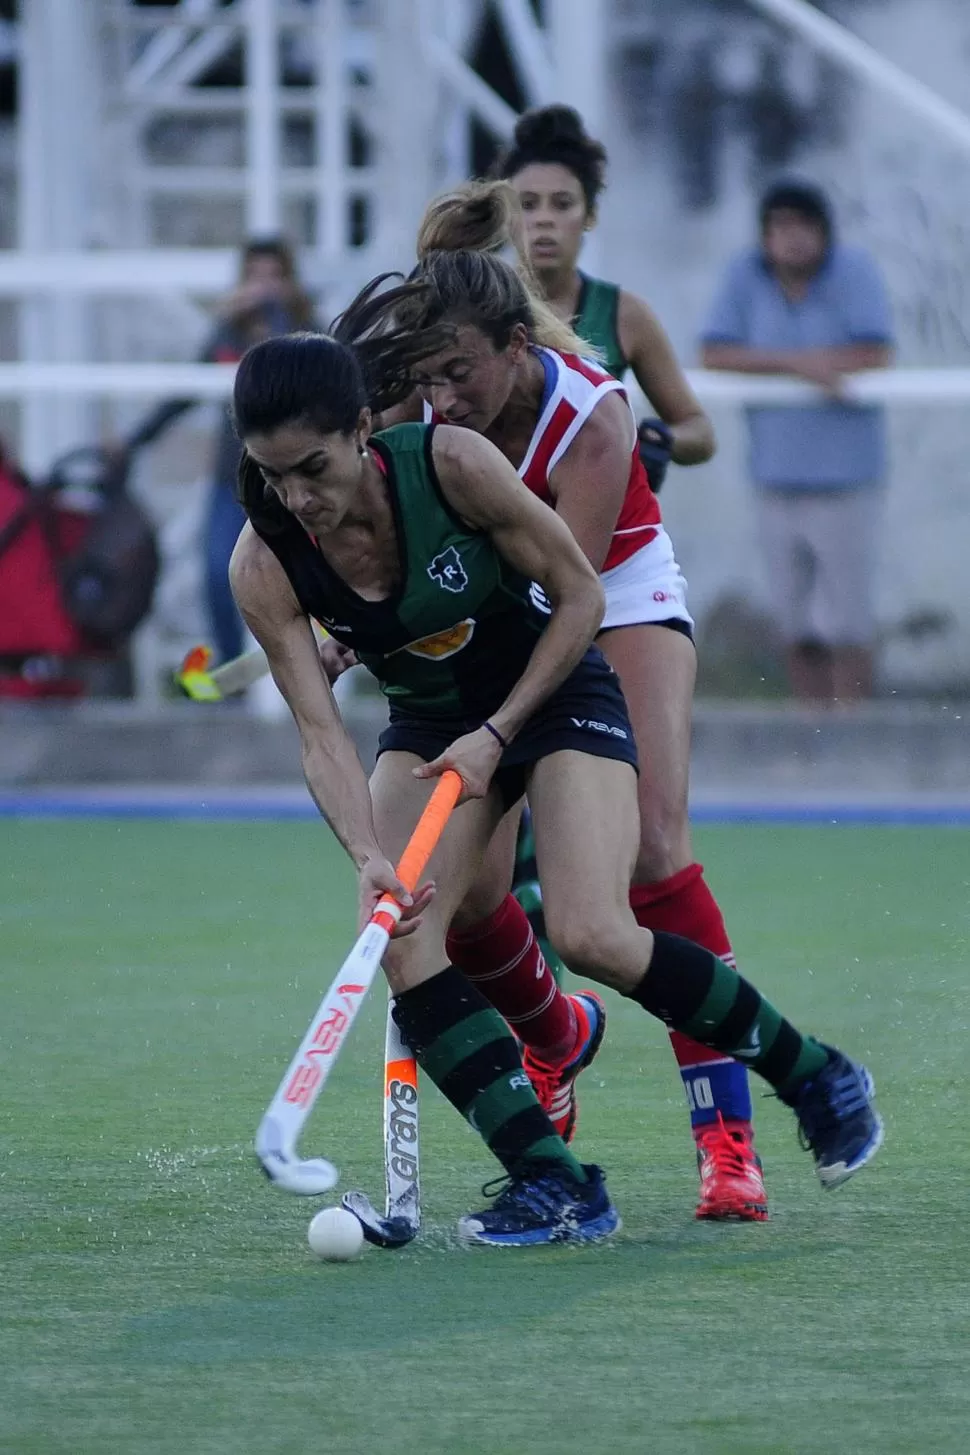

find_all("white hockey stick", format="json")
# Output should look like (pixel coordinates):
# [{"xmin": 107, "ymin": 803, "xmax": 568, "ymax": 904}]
[
  {"xmin": 342, "ymin": 1002, "xmax": 420, "ymax": 1247},
  {"xmin": 255, "ymin": 770, "xmax": 461, "ymax": 1195}
]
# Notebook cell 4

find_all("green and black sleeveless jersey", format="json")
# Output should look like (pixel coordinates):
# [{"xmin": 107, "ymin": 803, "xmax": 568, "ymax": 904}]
[
  {"xmin": 574, "ymin": 273, "xmax": 627, "ymax": 381},
  {"xmin": 251, "ymin": 422, "xmax": 551, "ymax": 719}
]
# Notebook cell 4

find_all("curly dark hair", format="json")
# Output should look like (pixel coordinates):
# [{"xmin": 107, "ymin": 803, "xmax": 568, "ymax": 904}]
[{"xmin": 491, "ymin": 104, "xmax": 608, "ymax": 213}]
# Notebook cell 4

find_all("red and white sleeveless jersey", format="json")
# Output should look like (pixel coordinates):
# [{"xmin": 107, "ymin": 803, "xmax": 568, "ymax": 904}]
[
  {"xmin": 430, "ymin": 348, "xmax": 663, "ymax": 569},
  {"xmin": 426, "ymin": 347, "xmax": 662, "ymax": 571},
  {"xmin": 521, "ymin": 348, "xmax": 661, "ymax": 570}
]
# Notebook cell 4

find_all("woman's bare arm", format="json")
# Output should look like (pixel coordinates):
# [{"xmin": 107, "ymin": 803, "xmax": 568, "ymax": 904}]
[
  {"xmin": 618, "ymin": 291, "xmax": 715, "ymax": 465},
  {"xmin": 229, "ymin": 524, "xmax": 382, "ymax": 868},
  {"xmin": 545, "ymin": 389, "xmax": 636, "ymax": 573}
]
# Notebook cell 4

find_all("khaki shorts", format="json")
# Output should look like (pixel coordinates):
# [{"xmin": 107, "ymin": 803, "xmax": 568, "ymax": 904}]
[{"xmin": 756, "ymin": 486, "xmax": 884, "ymax": 648}]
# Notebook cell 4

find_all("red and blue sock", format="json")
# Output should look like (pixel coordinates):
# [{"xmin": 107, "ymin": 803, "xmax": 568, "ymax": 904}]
[{"xmin": 630, "ymin": 866, "xmax": 753, "ymax": 1129}]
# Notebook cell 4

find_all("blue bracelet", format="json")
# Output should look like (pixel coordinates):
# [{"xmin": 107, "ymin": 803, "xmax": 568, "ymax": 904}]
[{"xmin": 483, "ymin": 721, "xmax": 507, "ymax": 750}]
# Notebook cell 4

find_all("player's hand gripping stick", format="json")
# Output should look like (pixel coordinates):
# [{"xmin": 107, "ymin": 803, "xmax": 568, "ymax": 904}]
[{"xmin": 255, "ymin": 770, "xmax": 462, "ymax": 1194}]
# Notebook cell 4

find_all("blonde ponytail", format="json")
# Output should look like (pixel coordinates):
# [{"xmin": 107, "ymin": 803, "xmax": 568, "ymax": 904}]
[{"xmin": 415, "ymin": 179, "xmax": 597, "ymax": 359}]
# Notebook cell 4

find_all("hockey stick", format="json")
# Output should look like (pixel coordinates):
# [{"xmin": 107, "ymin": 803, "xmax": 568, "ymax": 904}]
[
  {"xmin": 175, "ymin": 620, "xmax": 341, "ymax": 703},
  {"xmin": 175, "ymin": 643, "xmax": 269, "ymax": 702},
  {"xmin": 342, "ymin": 1001, "xmax": 420, "ymax": 1248},
  {"xmin": 255, "ymin": 769, "xmax": 462, "ymax": 1195}
]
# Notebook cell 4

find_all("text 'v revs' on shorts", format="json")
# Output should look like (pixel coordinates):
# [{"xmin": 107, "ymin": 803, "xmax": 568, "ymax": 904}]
[{"xmin": 377, "ymin": 645, "xmax": 638, "ymax": 809}]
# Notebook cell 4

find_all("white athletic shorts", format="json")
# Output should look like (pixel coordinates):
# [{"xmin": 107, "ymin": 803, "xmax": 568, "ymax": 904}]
[{"xmin": 599, "ymin": 526, "xmax": 694, "ymax": 632}]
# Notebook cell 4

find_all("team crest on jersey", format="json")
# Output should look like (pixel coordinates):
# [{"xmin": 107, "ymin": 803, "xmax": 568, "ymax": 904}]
[
  {"xmin": 427, "ymin": 546, "xmax": 468, "ymax": 594},
  {"xmin": 402, "ymin": 618, "xmax": 476, "ymax": 661}
]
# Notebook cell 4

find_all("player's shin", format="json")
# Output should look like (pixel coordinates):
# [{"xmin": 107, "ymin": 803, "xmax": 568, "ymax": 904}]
[
  {"xmin": 627, "ymin": 931, "xmax": 883, "ymax": 1189},
  {"xmin": 626, "ymin": 931, "xmax": 829, "ymax": 1091},
  {"xmin": 391, "ymin": 964, "xmax": 587, "ymax": 1183},
  {"xmin": 510, "ymin": 807, "xmax": 567, "ymax": 985}
]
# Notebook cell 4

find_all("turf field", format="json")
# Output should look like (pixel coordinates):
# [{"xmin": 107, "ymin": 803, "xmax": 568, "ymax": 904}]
[{"xmin": 3, "ymin": 819, "xmax": 969, "ymax": 1455}]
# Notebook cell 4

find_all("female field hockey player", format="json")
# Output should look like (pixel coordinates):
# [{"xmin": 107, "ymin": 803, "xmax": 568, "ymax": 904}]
[
  {"xmin": 229, "ymin": 281, "xmax": 882, "ymax": 1245},
  {"xmin": 368, "ymin": 174, "xmax": 767, "ymax": 1221},
  {"xmin": 490, "ymin": 106, "xmax": 761, "ymax": 1218},
  {"xmin": 493, "ymin": 104, "xmax": 715, "ymax": 485}
]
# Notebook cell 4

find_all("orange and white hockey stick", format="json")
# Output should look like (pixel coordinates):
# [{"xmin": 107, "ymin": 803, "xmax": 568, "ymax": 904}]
[
  {"xmin": 255, "ymin": 769, "xmax": 462, "ymax": 1195},
  {"xmin": 175, "ymin": 617, "xmax": 336, "ymax": 703},
  {"xmin": 342, "ymin": 1003, "xmax": 420, "ymax": 1247},
  {"xmin": 175, "ymin": 643, "xmax": 270, "ymax": 702}
]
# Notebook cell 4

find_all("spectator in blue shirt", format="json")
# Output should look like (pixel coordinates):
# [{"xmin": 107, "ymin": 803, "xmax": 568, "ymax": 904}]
[{"xmin": 700, "ymin": 181, "xmax": 894, "ymax": 704}]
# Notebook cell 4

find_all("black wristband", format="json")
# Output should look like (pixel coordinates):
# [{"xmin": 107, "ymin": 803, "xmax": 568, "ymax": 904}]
[
  {"xmin": 637, "ymin": 416, "xmax": 674, "ymax": 494},
  {"xmin": 482, "ymin": 721, "xmax": 507, "ymax": 750}
]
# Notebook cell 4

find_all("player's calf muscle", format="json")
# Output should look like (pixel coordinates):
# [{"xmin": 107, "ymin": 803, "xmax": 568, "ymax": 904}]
[{"xmin": 545, "ymin": 906, "xmax": 651, "ymax": 991}]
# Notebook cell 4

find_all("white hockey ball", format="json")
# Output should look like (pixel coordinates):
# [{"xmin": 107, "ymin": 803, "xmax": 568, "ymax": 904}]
[{"xmin": 307, "ymin": 1206, "xmax": 365, "ymax": 1261}]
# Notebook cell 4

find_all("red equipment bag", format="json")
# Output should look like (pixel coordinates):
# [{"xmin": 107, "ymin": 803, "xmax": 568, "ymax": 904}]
[{"xmin": 0, "ymin": 446, "xmax": 159, "ymax": 699}]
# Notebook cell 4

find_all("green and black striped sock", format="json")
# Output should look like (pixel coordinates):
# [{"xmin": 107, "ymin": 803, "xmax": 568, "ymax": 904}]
[
  {"xmin": 630, "ymin": 931, "xmax": 829, "ymax": 1095},
  {"xmin": 392, "ymin": 966, "xmax": 586, "ymax": 1182}
]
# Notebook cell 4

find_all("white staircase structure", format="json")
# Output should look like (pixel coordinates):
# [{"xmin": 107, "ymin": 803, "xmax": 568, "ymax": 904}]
[{"xmin": 12, "ymin": 0, "xmax": 607, "ymax": 473}]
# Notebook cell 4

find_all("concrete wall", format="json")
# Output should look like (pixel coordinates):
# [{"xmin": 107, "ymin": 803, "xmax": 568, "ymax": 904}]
[
  {"xmin": 599, "ymin": 0, "xmax": 970, "ymax": 693},
  {"xmin": 4, "ymin": 698, "xmax": 969, "ymax": 799}
]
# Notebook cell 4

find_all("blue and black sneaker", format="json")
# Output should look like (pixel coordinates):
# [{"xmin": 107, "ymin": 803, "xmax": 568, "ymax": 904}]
[
  {"xmin": 458, "ymin": 1163, "xmax": 620, "ymax": 1247},
  {"xmin": 784, "ymin": 1045, "xmax": 884, "ymax": 1189}
]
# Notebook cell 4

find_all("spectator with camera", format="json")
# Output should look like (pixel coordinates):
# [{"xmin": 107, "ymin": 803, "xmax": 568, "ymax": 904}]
[{"xmin": 119, "ymin": 237, "xmax": 316, "ymax": 665}]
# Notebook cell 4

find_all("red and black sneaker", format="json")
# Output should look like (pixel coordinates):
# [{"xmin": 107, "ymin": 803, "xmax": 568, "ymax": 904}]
[
  {"xmin": 694, "ymin": 1113, "xmax": 769, "ymax": 1221},
  {"xmin": 522, "ymin": 992, "xmax": 606, "ymax": 1144}
]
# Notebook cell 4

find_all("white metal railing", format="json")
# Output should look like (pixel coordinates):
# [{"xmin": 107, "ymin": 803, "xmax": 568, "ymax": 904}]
[
  {"xmin": 745, "ymin": 0, "xmax": 970, "ymax": 159},
  {"xmin": 0, "ymin": 250, "xmax": 380, "ymax": 296},
  {"xmin": 4, "ymin": 356, "xmax": 963, "ymax": 715},
  {"xmin": 0, "ymin": 363, "xmax": 966, "ymax": 404}
]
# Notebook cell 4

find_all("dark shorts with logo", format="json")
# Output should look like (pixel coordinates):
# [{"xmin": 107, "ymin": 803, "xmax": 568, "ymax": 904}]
[{"xmin": 377, "ymin": 645, "xmax": 638, "ymax": 809}]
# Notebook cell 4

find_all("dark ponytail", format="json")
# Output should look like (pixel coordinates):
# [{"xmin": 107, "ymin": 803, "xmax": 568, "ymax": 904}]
[
  {"xmin": 329, "ymin": 274, "xmax": 457, "ymax": 410},
  {"xmin": 233, "ymin": 275, "xmax": 448, "ymax": 440}
]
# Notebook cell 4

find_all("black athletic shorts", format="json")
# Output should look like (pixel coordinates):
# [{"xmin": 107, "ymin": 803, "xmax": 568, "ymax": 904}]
[{"xmin": 377, "ymin": 645, "xmax": 638, "ymax": 809}]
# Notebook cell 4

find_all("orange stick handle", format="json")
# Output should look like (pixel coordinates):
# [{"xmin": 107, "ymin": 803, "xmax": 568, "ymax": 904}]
[
  {"xmin": 394, "ymin": 769, "xmax": 463, "ymax": 894},
  {"xmin": 371, "ymin": 769, "xmax": 463, "ymax": 932}
]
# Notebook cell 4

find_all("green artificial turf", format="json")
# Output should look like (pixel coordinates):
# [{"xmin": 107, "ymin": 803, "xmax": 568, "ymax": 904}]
[{"xmin": 2, "ymin": 821, "xmax": 969, "ymax": 1455}]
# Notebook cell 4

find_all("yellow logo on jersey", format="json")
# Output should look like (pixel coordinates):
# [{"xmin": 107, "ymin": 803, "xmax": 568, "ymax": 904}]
[{"xmin": 400, "ymin": 618, "xmax": 476, "ymax": 661}]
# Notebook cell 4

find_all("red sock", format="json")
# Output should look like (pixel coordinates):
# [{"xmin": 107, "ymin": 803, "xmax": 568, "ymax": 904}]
[
  {"xmin": 631, "ymin": 865, "xmax": 740, "ymax": 1074},
  {"xmin": 446, "ymin": 895, "xmax": 577, "ymax": 1063}
]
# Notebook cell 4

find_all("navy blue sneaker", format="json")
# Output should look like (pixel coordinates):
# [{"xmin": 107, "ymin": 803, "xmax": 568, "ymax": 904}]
[
  {"xmin": 458, "ymin": 1163, "xmax": 620, "ymax": 1247},
  {"xmin": 785, "ymin": 1045, "xmax": 884, "ymax": 1189}
]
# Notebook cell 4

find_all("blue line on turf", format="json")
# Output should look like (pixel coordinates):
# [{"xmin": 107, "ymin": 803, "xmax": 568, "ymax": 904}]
[
  {"xmin": 690, "ymin": 805, "xmax": 970, "ymax": 826},
  {"xmin": 2, "ymin": 794, "xmax": 970, "ymax": 825}
]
